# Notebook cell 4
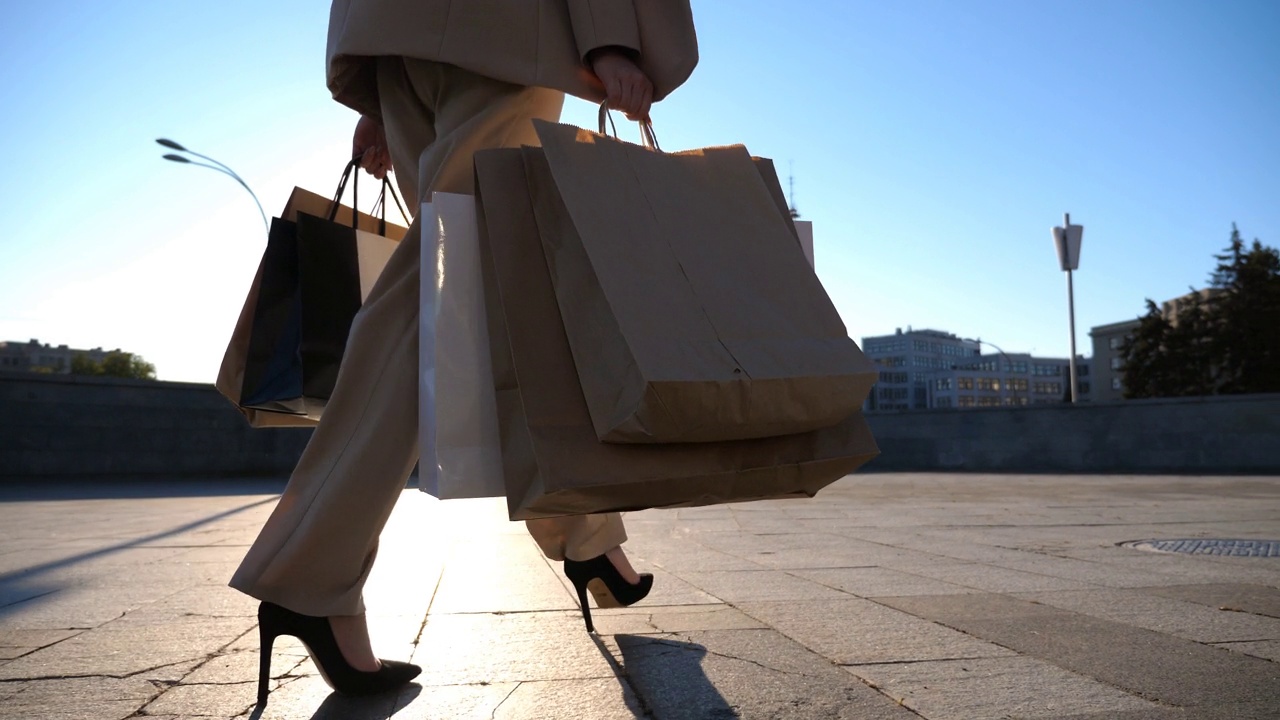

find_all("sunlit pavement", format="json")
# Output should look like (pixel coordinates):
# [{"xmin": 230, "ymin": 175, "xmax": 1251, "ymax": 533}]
[{"xmin": 2, "ymin": 473, "xmax": 1280, "ymax": 719}]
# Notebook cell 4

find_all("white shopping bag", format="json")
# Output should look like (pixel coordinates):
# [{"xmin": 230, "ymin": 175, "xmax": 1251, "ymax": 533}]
[{"xmin": 418, "ymin": 192, "xmax": 506, "ymax": 499}]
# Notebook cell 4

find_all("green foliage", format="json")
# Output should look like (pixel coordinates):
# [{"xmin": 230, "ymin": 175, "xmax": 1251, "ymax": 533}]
[
  {"xmin": 1120, "ymin": 225, "xmax": 1280, "ymax": 398},
  {"xmin": 70, "ymin": 351, "xmax": 157, "ymax": 381}
]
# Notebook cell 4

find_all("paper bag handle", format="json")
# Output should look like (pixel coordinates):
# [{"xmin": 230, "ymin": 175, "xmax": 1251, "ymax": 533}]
[
  {"xmin": 327, "ymin": 158, "xmax": 409, "ymax": 235},
  {"xmin": 597, "ymin": 102, "xmax": 661, "ymax": 152}
]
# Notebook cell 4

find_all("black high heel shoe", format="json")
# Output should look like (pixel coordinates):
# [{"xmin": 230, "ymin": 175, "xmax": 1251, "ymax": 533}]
[
  {"xmin": 256, "ymin": 602, "xmax": 421, "ymax": 707},
  {"xmin": 563, "ymin": 555, "xmax": 654, "ymax": 633}
]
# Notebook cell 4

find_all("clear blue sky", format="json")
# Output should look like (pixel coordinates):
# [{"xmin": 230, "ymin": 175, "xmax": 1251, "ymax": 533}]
[{"xmin": 1, "ymin": 0, "xmax": 1276, "ymax": 381}]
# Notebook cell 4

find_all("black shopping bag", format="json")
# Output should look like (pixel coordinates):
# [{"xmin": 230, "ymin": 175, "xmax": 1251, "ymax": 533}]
[{"xmin": 217, "ymin": 159, "xmax": 409, "ymax": 426}]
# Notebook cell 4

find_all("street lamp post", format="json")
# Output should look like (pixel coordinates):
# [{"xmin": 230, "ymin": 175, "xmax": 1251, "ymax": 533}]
[
  {"xmin": 157, "ymin": 138, "xmax": 268, "ymax": 235},
  {"xmin": 1052, "ymin": 213, "xmax": 1084, "ymax": 403}
]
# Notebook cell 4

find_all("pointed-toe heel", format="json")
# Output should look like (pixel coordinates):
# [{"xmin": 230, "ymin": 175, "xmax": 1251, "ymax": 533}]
[
  {"xmin": 563, "ymin": 555, "xmax": 654, "ymax": 633},
  {"xmin": 255, "ymin": 602, "xmax": 421, "ymax": 706}
]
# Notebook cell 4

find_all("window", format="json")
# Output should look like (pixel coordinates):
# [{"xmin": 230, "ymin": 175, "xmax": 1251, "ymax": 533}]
[
  {"xmin": 1033, "ymin": 364, "xmax": 1062, "ymax": 376},
  {"xmin": 1034, "ymin": 381, "xmax": 1064, "ymax": 395},
  {"xmin": 936, "ymin": 397, "xmax": 953, "ymax": 408},
  {"xmin": 977, "ymin": 396, "xmax": 1001, "ymax": 407},
  {"xmin": 935, "ymin": 378, "xmax": 953, "ymax": 391},
  {"xmin": 958, "ymin": 395, "xmax": 976, "ymax": 407},
  {"xmin": 1110, "ymin": 357, "xmax": 1123, "ymax": 370},
  {"xmin": 976, "ymin": 377, "xmax": 1000, "ymax": 392},
  {"xmin": 1112, "ymin": 378, "xmax": 1122, "ymax": 390},
  {"xmin": 1079, "ymin": 382, "xmax": 1091, "ymax": 395},
  {"xmin": 958, "ymin": 377, "xmax": 974, "ymax": 391},
  {"xmin": 1109, "ymin": 337, "xmax": 1122, "ymax": 350},
  {"xmin": 880, "ymin": 371, "xmax": 908, "ymax": 384},
  {"xmin": 1006, "ymin": 378, "xmax": 1028, "ymax": 392},
  {"xmin": 1078, "ymin": 365, "xmax": 1089, "ymax": 376}
]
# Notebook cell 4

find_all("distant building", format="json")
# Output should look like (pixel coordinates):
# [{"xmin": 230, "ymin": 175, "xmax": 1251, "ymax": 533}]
[
  {"xmin": 860, "ymin": 328, "xmax": 1090, "ymax": 411},
  {"xmin": 1088, "ymin": 288, "xmax": 1222, "ymax": 402},
  {"xmin": 1089, "ymin": 319, "xmax": 1140, "ymax": 402},
  {"xmin": 0, "ymin": 339, "xmax": 112, "ymax": 374}
]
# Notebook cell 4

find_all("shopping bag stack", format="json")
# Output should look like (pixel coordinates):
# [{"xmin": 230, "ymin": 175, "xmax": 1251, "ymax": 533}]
[
  {"xmin": 420, "ymin": 115, "xmax": 879, "ymax": 519},
  {"xmin": 217, "ymin": 159, "xmax": 408, "ymax": 427}
]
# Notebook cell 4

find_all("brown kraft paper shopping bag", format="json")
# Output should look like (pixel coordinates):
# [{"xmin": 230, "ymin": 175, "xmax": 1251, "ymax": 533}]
[
  {"xmin": 216, "ymin": 185, "xmax": 406, "ymax": 428},
  {"xmin": 526, "ymin": 119, "xmax": 877, "ymax": 444},
  {"xmin": 475, "ymin": 148, "xmax": 879, "ymax": 520}
]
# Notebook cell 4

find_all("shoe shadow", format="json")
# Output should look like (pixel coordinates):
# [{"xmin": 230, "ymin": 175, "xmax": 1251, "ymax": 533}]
[
  {"xmin": 592, "ymin": 633, "xmax": 738, "ymax": 719},
  {"xmin": 247, "ymin": 683, "xmax": 423, "ymax": 720}
]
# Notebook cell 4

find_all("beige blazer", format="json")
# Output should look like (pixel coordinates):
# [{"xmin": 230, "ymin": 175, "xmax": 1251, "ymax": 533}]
[{"xmin": 326, "ymin": 0, "xmax": 698, "ymax": 118}]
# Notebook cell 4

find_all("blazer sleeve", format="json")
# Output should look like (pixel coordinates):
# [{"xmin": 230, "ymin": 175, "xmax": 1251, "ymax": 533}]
[{"xmin": 565, "ymin": 0, "xmax": 641, "ymax": 60}]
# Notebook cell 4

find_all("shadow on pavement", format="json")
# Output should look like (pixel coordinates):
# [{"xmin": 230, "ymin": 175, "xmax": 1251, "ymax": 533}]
[
  {"xmin": 0, "ymin": 495, "xmax": 277, "ymax": 620},
  {"xmin": 245, "ymin": 683, "xmax": 423, "ymax": 720},
  {"xmin": 0, "ymin": 477, "xmax": 288, "ymax": 502},
  {"xmin": 596, "ymin": 633, "xmax": 736, "ymax": 718}
]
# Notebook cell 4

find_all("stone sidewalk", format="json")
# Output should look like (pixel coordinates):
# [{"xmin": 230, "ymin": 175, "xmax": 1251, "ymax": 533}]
[{"xmin": 2, "ymin": 473, "xmax": 1279, "ymax": 719}]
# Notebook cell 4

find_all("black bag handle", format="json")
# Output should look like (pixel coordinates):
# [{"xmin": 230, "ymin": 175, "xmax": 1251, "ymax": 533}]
[{"xmin": 327, "ymin": 158, "xmax": 410, "ymax": 235}]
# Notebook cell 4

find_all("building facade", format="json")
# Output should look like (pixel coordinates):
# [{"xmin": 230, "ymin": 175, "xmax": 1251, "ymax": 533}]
[
  {"xmin": 862, "ymin": 328, "xmax": 1091, "ymax": 411},
  {"xmin": 0, "ymin": 339, "xmax": 111, "ymax": 374},
  {"xmin": 1088, "ymin": 289, "xmax": 1221, "ymax": 403},
  {"xmin": 1088, "ymin": 319, "xmax": 1140, "ymax": 403}
]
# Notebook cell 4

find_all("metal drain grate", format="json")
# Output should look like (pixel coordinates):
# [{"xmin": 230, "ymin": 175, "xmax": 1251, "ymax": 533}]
[{"xmin": 1120, "ymin": 539, "xmax": 1280, "ymax": 557}]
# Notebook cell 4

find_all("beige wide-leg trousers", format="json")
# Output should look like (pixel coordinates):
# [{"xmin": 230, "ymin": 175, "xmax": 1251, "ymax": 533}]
[{"xmin": 230, "ymin": 58, "xmax": 626, "ymax": 618}]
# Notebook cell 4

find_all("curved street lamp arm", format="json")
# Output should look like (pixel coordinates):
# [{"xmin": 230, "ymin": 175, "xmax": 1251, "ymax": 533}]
[{"xmin": 166, "ymin": 155, "xmax": 269, "ymax": 235}]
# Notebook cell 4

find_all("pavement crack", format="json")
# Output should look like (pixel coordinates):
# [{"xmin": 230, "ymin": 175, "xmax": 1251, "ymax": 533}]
[
  {"xmin": 644, "ymin": 637, "xmax": 822, "ymax": 679},
  {"xmin": 490, "ymin": 681, "xmax": 521, "ymax": 719}
]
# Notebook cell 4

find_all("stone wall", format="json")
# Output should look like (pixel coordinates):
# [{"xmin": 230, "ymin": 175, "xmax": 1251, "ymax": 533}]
[
  {"xmin": 2, "ymin": 373, "xmax": 1277, "ymax": 478},
  {"xmin": 0, "ymin": 372, "xmax": 310, "ymax": 478},
  {"xmin": 864, "ymin": 393, "xmax": 1280, "ymax": 474}
]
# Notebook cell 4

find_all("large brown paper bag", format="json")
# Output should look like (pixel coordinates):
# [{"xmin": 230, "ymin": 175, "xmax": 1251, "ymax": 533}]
[
  {"xmin": 475, "ymin": 148, "xmax": 879, "ymax": 520},
  {"xmin": 525, "ymin": 119, "xmax": 877, "ymax": 444},
  {"xmin": 216, "ymin": 177, "xmax": 406, "ymax": 428}
]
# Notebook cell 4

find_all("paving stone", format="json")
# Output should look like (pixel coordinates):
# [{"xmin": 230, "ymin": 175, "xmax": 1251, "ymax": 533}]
[
  {"xmin": 794, "ymin": 566, "xmax": 981, "ymax": 597},
  {"xmin": 0, "ymin": 615, "xmax": 250, "ymax": 680},
  {"xmin": 0, "ymin": 627, "xmax": 80, "ymax": 651},
  {"xmin": 410, "ymin": 611, "xmax": 618, "ymax": 687},
  {"xmin": 144, "ymin": 679, "xmax": 259, "ymax": 718},
  {"xmin": 879, "ymin": 592, "xmax": 1280, "ymax": 707},
  {"xmin": 675, "ymin": 569, "xmax": 851, "ymax": 602},
  {"xmin": 846, "ymin": 656, "xmax": 1159, "ymax": 720},
  {"xmin": 2, "ymin": 675, "xmax": 158, "ymax": 720},
  {"xmin": 427, "ymin": 535, "xmax": 572, "ymax": 615},
  {"xmin": 1142, "ymin": 583, "xmax": 1280, "ymax": 619},
  {"xmin": 491, "ymin": 678, "xmax": 645, "ymax": 719},
  {"xmin": 1016, "ymin": 588, "xmax": 1280, "ymax": 643},
  {"xmin": 390, "ymin": 682, "xmax": 519, "ymax": 720},
  {"xmin": 591, "ymin": 604, "xmax": 768, "ymax": 636},
  {"xmin": 613, "ymin": 629, "xmax": 919, "ymax": 719},
  {"xmin": 897, "ymin": 561, "xmax": 1096, "ymax": 593},
  {"xmin": 737, "ymin": 598, "xmax": 1015, "ymax": 665},
  {"xmin": 624, "ymin": 538, "xmax": 766, "ymax": 572},
  {"xmin": 1033, "ymin": 703, "xmax": 1280, "ymax": 720},
  {"xmin": 627, "ymin": 564, "xmax": 723, "ymax": 607},
  {"xmin": 1212, "ymin": 640, "xmax": 1280, "ymax": 662}
]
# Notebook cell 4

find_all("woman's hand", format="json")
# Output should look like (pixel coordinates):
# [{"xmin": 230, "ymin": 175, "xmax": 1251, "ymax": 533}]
[
  {"xmin": 588, "ymin": 48, "xmax": 653, "ymax": 122},
  {"xmin": 352, "ymin": 115, "xmax": 391, "ymax": 179}
]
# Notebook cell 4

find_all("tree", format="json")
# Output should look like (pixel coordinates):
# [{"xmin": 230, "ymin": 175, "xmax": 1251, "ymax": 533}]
[
  {"xmin": 71, "ymin": 351, "xmax": 157, "ymax": 381},
  {"xmin": 1119, "ymin": 224, "xmax": 1280, "ymax": 398},
  {"xmin": 1209, "ymin": 224, "xmax": 1280, "ymax": 394},
  {"xmin": 70, "ymin": 353, "xmax": 99, "ymax": 376}
]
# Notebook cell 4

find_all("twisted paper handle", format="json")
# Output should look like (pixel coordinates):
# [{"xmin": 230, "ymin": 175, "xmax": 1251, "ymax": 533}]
[{"xmin": 597, "ymin": 101, "xmax": 661, "ymax": 152}]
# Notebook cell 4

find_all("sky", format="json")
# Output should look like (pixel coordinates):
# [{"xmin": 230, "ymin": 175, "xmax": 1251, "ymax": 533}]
[{"xmin": 1, "ymin": 0, "xmax": 1277, "ymax": 381}]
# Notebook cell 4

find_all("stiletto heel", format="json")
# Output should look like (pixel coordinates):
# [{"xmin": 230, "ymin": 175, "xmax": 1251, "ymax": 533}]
[
  {"xmin": 257, "ymin": 621, "xmax": 275, "ymax": 706},
  {"xmin": 563, "ymin": 554, "xmax": 654, "ymax": 633},
  {"xmin": 572, "ymin": 578, "xmax": 595, "ymax": 633},
  {"xmin": 254, "ymin": 602, "xmax": 421, "ymax": 706}
]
